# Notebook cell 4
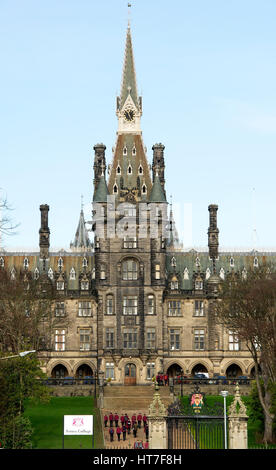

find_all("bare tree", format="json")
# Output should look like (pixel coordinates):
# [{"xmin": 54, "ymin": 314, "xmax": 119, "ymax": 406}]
[
  {"xmin": 0, "ymin": 268, "xmax": 70, "ymax": 355},
  {"xmin": 215, "ymin": 265, "xmax": 276, "ymax": 443},
  {"xmin": 0, "ymin": 193, "xmax": 19, "ymax": 246}
]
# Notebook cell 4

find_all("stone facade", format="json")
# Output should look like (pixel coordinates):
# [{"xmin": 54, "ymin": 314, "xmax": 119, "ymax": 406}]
[{"xmin": 0, "ymin": 23, "xmax": 273, "ymax": 385}]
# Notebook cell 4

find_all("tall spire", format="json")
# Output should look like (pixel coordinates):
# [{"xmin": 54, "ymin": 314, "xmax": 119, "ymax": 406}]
[
  {"xmin": 70, "ymin": 204, "xmax": 92, "ymax": 252},
  {"xmin": 118, "ymin": 23, "xmax": 141, "ymax": 113}
]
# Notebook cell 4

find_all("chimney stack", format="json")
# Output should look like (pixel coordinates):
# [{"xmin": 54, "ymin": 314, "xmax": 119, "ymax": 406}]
[{"xmin": 39, "ymin": 204, "xmax": 50, "ymax": 259}]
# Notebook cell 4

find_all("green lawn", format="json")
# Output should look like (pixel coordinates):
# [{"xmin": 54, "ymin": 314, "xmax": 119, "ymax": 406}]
[{"xmin": 24, "ymin": 396, "xmax": 104, "ymax": 449}]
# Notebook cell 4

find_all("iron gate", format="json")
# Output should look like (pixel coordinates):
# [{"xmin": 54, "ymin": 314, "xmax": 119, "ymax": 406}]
[{"xmin": 167, "ymin": 415, "xmax": 226, "ymax": 449}]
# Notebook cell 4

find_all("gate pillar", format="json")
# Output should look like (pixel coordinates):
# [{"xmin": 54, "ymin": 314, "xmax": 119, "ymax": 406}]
[
  {"xmin": 228, "ymin": 385, "xmax": 248, "ymax": 449},
  {"xmin": 148, "ymin": 384, "xmax": 167, "ymax": 449}
]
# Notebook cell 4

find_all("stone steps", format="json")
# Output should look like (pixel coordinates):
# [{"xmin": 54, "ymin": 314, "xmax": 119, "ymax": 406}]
[{"xmin": 102, "ymin": 385, "xmax": 172, "ymax": 413}]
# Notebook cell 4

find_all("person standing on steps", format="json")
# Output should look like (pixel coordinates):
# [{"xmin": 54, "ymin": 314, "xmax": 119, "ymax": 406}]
[
  {"xmin": 137, "ymin": 412, "xmax": 142, "ymax": 429},
  {"xmin": 143, "ymin": 414, "xmax": 147, "ymax": 427},
  {"xmin": 109, "ymin": 412, "xmax": 114, "ymax": 427},
  {"xmin": 116, "ymin": 426, "xmax": 122, "ymax": 441},
  {"xmin": 133, "ymin": 421, "xmax": 138, "ymax": 439},
  {"xmin": 109, "ymin": 427, "xmax": 114, "ymax": 442},
  {"xmin": 114, "ymin": 412, "xmax": 119, "ymax": 427},
  {"xmin": 104, "ymin": 414, "xmax": 108, "ymax": 427},
  {"xmin": 122, "ymin": 424, "xmax": 127, "ymax": 441}
]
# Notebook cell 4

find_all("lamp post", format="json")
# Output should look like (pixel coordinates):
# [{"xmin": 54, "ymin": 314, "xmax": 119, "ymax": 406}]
[
  {"xmin": 220, "ymin": 390, "xmax": 229, "ymax": 449},
  {"xmin": 0, "ymin": 350, "xmax": 36, "ymax": 360}
]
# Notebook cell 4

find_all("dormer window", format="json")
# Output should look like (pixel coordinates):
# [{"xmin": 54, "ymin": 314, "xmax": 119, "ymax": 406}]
[
  {"xmin": 171, "ymin": 256, "xmax": 176, "ymax": 267},
  {"xmin": 195, "ymin": 277, "xmax": 203, "ymax": 290},
  {"xmin": 70, "ymin": 267, "xmax": 76, "ymax": 280},
  {"xmin": 219, "ymin": 268, "xmax": 225, "ymax": 280},
  {"xmin": 57, "ymin": 280, "xmax": 64, "ymax": 291},
  {"xmin": 23, "ymin": 257, "xmax": 29, "ymax": 270},
  {"xmin": 195, "ymin": 256, "xmax": 200, "ymax": 268},
  {"xmin": 183, "ymin": 268, "xmax": 189, "ymax": 280},
  {"xmin": 205, "ymin": 268, "xmax": 211, "ymax": 280},
  {"xmin": 81, "ymin": 279, "xmax": 89, "ymax": 291},
  {"xmin": 10, "ymin": 267, "xmax": 16, "ymax": 280},
  {"xmin": 123, "ymin": 146, "xmax": 127, "ymax": 156},
  {"xmin": 82, "ymin": 257, "xmax": 88, "ymax": 268},
  {"xmin": 48, "ymin": 268, "xmax": 54, "ymax": 280},
  {"xmin": 58, "ymin": 257, "xmax": 63, "ymax": 270},
  {"xmin": 171, "ymin": 276, "xmax": 178, "ymax": 290},
  {"xmin": 34, "ymin": 268, "xmax": 39, "ymax": 280}
]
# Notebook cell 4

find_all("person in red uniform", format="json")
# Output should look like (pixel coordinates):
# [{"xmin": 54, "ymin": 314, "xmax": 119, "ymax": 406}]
[
  {"xmin": 104, "ymin": 414, "xmax": 108, "ymax": 427},
  {"xmin": 164, "ymin": 374, "xmax": 168, "ymax": 386},
  {"xmin": 120, "ymin": 414, "xmax": 125, "ymax": 425},
  {"xmin": 131, "ymin": 414, "xmax": 136, "ymax": 425},
  {"xmin": 126, "ymin": 418, "xmax": 131, "ymax": 434},
  {"xmin": 137, "ymin": 412, "xmax": 142, "ymax": 428},
  {"xmin": 142, "ymin": 414, "xmax": 147, "ymax": 427},
  {"xmin": 122, "ymin": 424, "xmax": 127, "ymax": 441},
  {"xmin": 116, "ymin": 426, "xmax": 122, "ymax": 441},
  {"xmin": 109, "ymin": 412, "xmax": 114, "ymax": 427},
  {"xmin": 114, "ymin": 412, "xmax": 119, "ymax": 427}
]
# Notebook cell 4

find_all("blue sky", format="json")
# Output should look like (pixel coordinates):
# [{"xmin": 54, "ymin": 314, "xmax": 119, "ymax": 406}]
[{"xmin": 1, "ymin": 0, "xmax": 276, "ymax": 251}]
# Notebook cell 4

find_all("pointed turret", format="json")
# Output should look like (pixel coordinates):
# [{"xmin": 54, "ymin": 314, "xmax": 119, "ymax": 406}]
[
  {"xmin": 149, "ymin": 173, "xmax": 167, "ymax": 203},
  {"xmin": 70, "ymin": 208, "xmax": 92, "ymax": 252},
  {"xmin": 93, "ymin": 174, "xmax": 109, "ymax": 203}
]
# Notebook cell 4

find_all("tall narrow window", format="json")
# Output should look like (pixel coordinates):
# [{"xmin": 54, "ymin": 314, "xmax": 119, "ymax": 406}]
[
  {"xmin": 48, "ymin": 268, "xmax": 54, "ymax": 280},
  {"xmin": 155, "ymin": 264, "xmax": 161, "ymax": 280},
  {"xmin": 106, "ymin": 362, "xmax": 115, "ymax": 379},
  {"xmin": 55, "ymin": 302, "xmax": 65, "ymax": 317},
  {"xmin": 34, "ymin": 268, "xmax": 39, "ymax": 280},
  {"xmin": 169, "ymin": 329, "xmax": 180, "ymax": 350},
  {"xmin": 23, "ymin": 258, "xmax": 29, "ymax": 269},
  {"xmin": 100, "ymin": 264, "xmax": 106, "ymax": 280},
  {"xmin": 146, "ymin": 363, "xmax": 155, "ymax": 380},
  {"xmin": 106, "ymin": 295, "xmax": 113, "ymax": 315},
  {"xmin": 55, "ymin": 329, "xmax": 65, "ymax": 351},
  {"xmin": 0, "ymin": 257, "xmax": 4, "ymax": 268},
  {"xmin": 122, "ymin": 259, "xmax": 138, "ymax": 280},
  {"xmin": 194, "ymin": 329, "xmax": 205, "ymax": 350},
  {"xmin": 82, "ymin": 257, "xmax": 88, "ymax": 268},
  {"xmin": 229, "ymin": 330, "xmax": 240, "ymax": 351},
  {"xmin": 146, "ymin": 328, "xmax": 156, "ymax": 349},
  {"xmin": 106, "ymin": 328, "xmax": 114, "ymax": 348},
  {"xmin": 194, "ymin": 301, "xmax": 204, "ymax": 316},
  {"xmin": 80, "ymin": 329, "xmax": 91, "ymax": 351},
  {"xmin": 147, "ymin": 295, "xmax": 155, "ymax": 315}
]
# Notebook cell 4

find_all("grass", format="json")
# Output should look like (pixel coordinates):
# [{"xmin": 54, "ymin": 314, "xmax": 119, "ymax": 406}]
[{"xmin": 24, "ymin": 396, "xmax": 104, "ymax": 449}]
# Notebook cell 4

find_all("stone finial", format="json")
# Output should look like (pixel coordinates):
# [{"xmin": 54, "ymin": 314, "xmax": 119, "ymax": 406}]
[
  {"xmin": 229, "ymin": 384, "xmax": 247, "ymax": 417},
  {"xmin": 148, "ymin": 385, "xmax": 166, "ymax": 417}
]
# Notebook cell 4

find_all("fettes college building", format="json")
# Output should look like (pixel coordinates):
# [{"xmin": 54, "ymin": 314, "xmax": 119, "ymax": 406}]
[{"xmin": 1, "ymin": 24, "xmax": 271, "ymax": 383}]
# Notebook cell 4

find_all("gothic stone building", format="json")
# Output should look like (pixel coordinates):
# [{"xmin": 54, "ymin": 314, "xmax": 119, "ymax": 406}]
[{"xmin": 0, "ymin": 25, "xmax": 272, "ymax": 384}]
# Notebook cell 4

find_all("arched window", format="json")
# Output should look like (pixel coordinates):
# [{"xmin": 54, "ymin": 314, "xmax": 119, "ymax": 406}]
[
  {"xmin": 58, "ymin": 257, "xmax": 63, "ymax": 269},
  {"xmin": 48, "ymin": 268, "xmax": 54, "ymax": 280},
  {"xmin": 82, "ymin": 257, "xmax": 88, "ymax": 268},
  {"xmin": 34, "ymin": 267, "xmax": 39, "ymax": 280},
  {"xmin": 106, "ymin": 295, "xmax": 113, "ymax": 315},
  {"xmin": 23, "ymin": 257, "xmax": 29, "ymax": 270},
  {"xmin": 122, "ymin": 259, "xmax": 138, "ymax": 280}
]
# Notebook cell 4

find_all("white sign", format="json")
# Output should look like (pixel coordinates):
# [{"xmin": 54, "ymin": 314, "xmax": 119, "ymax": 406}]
[{"xmin": 64, "ymin": 415, "xmax": 93, "ymax": 436}]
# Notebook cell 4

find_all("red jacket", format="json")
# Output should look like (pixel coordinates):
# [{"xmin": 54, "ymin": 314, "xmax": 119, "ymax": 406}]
[
  {"xmin": 114, "ymin": 414, "xmax": 119, "ymax": 421},
  {"xmin": 109, "ymin": 414, "xmax": 113, "ymax": 420},
  {"xmin": 137, "ymin": 414, "xmax": 142, "ymax": 421},
  {"xmin": 116, "ymin": 427, "xmax": 122, "ymax": 434}
]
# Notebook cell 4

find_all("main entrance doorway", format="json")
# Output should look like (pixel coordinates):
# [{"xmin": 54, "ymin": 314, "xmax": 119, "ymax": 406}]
[{"xmin": 124, "ymin": 363, "xmax": 136, "ymax": 385}]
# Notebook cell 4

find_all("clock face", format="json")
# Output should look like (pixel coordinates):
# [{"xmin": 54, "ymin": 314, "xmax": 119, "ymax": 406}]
[{"xmin": 124, "ymin": 109, "xmax": 135, "ymax": 122}]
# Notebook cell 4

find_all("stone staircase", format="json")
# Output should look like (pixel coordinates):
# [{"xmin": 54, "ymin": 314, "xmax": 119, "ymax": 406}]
[{"xmin": 103, "ymin": 384, "xmax": 172, "ymax": 413}]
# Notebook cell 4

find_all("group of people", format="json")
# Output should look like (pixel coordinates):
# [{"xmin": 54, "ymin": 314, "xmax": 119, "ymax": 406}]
[
  {"xmin": 104, "ymin": 412, "xmax": 149, "ymax": 443},
  {"xmin": 154, "ymin": 373, "xmax": 169, "ymax": 386}
]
